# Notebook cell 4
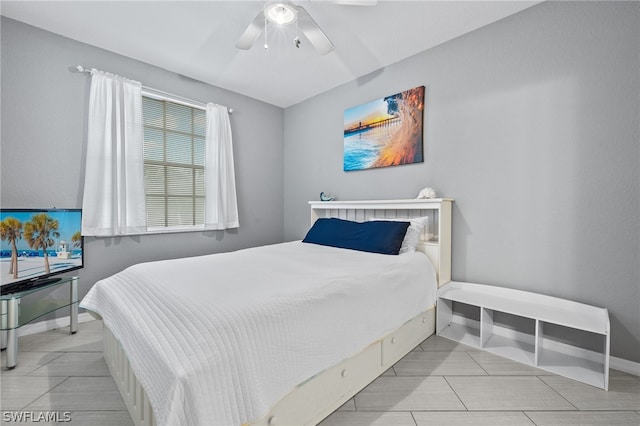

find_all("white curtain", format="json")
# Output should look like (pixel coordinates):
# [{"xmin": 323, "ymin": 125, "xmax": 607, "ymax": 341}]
[
  {"xmin": 81, "ymin": 70, "xmax": 146, "ymax": 236},
  {"xmin": 205, "ymin": 103, "xmax": 239, "ymax": 230}
]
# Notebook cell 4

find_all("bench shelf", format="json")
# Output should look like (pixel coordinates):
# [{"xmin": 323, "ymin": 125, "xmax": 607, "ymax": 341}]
[{"xmin": 437, "ymin": 281, "xmax": 610, "ymax": 390}]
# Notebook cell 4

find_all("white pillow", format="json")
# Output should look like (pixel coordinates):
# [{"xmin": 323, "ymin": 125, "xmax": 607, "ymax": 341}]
[{"xmin": 370, "ymin": 216, "xmax": 428, "ymax": 254}]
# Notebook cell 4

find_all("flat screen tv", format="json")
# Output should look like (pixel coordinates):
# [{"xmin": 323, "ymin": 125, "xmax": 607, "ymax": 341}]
[{"xmin": 0, "ymin": 209, "xmax": 83, "ymax": 291}]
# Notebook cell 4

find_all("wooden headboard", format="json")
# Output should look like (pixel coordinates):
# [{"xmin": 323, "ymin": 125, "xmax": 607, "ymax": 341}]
[{"xmin": 308, "ymin": 199, "xmax": 453, "ymax": 287}]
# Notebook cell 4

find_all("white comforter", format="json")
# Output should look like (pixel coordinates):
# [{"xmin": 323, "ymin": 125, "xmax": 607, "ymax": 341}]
[{"xmin": 81, "ymin": 241, "xmax": 437, "ymax": 426}]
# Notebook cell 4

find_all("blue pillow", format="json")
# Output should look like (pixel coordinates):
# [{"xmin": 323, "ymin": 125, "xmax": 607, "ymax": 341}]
[{"xmin": 302, "ymin": 218, "xmax": 410, "ymax": 255}]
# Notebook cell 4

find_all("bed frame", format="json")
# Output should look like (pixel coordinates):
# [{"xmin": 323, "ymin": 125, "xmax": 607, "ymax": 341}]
[{"xmin": 103, "ymin": 198, "xmax": 453, "ymax": 426}]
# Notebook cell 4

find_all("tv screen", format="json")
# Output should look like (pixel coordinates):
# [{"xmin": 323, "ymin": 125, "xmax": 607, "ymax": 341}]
[{"xmin": 1, "ymin": 209, "xmax": 83, "ymax": 288}]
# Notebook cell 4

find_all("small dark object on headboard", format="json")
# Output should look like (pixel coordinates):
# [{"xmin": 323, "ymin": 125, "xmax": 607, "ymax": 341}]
[{"xmin": 320, "ymin": 192, "xmax": 335, "ymax": 201}]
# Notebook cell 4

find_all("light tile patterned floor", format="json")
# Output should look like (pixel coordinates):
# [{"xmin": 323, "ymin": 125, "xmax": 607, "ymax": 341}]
[{"xmin": 2, "ymin": 320, "xmax": 639, "ymax": 425}]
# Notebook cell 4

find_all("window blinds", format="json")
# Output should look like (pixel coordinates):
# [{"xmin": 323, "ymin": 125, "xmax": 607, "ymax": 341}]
[{"xmin": 143, "ymin": 97, "xmax": 207, "ymax": 228}]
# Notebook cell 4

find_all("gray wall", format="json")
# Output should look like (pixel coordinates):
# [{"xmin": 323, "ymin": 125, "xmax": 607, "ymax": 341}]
[
  {"xmin": 1, "ymin": 18, "xmax": 285, "ymax": 303},
  {"xmin": 283, "ymin": 2, "xmax": 640, "ymax": 362}
]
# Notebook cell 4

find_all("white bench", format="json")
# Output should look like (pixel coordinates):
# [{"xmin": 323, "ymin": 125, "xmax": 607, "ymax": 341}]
[{"xmin": 437, "ymin": 281, "xmax": 610, "ymax": 390}]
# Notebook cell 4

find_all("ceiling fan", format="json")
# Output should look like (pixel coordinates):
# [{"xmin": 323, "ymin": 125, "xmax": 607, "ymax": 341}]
[{"xmin": 235, "ymin": 1, "xmax": 376, "ymax": 55}]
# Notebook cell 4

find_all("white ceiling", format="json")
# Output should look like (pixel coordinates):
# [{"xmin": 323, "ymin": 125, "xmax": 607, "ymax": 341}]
[{"xmin": 1, "ymin": 1, "xmax": 539, "ymax": 108}]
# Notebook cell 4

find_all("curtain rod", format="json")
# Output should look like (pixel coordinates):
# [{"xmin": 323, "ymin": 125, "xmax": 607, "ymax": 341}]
[{"xmin": 72, "ymin": 65, "xmax": 233, "ymax": 114}]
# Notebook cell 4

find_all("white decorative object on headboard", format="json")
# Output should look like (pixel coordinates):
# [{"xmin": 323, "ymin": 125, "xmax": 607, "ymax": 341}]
[{"xmin": 416, "ymin": 187, "xmax": 437, "ymax": 199}]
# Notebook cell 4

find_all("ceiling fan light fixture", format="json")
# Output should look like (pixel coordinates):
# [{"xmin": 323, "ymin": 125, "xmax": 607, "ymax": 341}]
[{"xmin": 264, "ymin": 3, "xmax": 297, "ymax": 25}]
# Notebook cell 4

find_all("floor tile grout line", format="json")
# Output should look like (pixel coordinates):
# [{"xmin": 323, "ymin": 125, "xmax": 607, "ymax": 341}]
[
  {"xmin": 61, "ymin": 409, "xmax": 135, "ymax": 413},
  {"xmin": 442, "ymin": 375, "xmax": 469, "ymax": 412},
  {"xmin": 409, "ymin": 410, "xmax": 418, "ymax": 425},
  {"xmin": 17, "ymin": 375, "xmax": 71, "ymax": 412},
  {"xmin": 441, "ymin": 374, "xmax": 590, "ymax": 413},
  {"xmin": 406, "ymin": 409, "xmax": 561, "ymax": 412},
  {"xmin": 463, "ymin": 351, "xmax": 490, "ymax": 376},
  {"xmin": 392, "ymin": 373, "xmax": 556, "ymax": 377},
  {"xmin": 24, "ymin": 352, "xmax": 69, "ymax": 377},
  {"xmin": 522, "ymin": 410, "xmax": 539, "ymax": 425},
  {"xmin": 535, "ymin": 375, "xmax": 581, "ymax": 411}
]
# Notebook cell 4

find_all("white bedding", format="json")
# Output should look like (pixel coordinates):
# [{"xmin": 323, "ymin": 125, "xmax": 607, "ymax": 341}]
[{"xmin": 80, "ymin": 241, "xmax": 437, "ymax": 426}]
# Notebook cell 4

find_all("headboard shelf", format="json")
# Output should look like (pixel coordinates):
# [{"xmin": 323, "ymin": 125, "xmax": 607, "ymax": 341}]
[
  {"xmin": 308, "ymin": 198, "xmax": 453, "ymax": 208},
  {"xmin": 309, "ymin": 199, "xmax": 453, "ymax": 287}
]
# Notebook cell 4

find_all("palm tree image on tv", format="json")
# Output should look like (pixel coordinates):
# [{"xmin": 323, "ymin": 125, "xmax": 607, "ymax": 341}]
[
  {"xmin": 71, "ymin": 231, "xmax": 82, "ymax": 248},
  {"xmin": 1, "ymin": 217, "xmax": 23, "ymax": 279},
  {"xmin": 24, "ymin": 213, "xmax": 60, "ymax": 275},
  {"xmin": 1, "ymin": 210, "xmax": 83, "ymax": 285}
]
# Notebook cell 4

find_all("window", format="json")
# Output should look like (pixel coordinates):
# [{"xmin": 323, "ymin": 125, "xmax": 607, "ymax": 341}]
[
  {"xmin": 142, "ymin": 96, "xmax": 206, "ymax": 230},
  {"xmin": 82, "ymin": 70, "xmax": 237, "ymax": 237}
]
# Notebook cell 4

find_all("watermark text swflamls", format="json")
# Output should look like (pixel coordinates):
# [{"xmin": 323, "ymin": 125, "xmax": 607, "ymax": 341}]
[{"xmin": 2, "ymin": 411, "xmax": 71, "ymax": 422}]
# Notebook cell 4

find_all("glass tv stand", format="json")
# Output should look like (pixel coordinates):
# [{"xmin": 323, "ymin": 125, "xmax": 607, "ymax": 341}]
[{"xmin": 1, "ymin": 276, "xmax": 78, "ymax": 369}]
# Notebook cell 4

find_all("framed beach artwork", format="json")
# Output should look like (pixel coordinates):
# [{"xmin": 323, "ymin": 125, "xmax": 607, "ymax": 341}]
[{"xmin": 343, "ymin": 86, "xmax": 425, "ymax": 171}]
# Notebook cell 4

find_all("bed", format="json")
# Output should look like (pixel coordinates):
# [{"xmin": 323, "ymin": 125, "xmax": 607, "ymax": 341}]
[{"xmin": 81, "ymin": 198, "xmax": 453, "ymax": 426}]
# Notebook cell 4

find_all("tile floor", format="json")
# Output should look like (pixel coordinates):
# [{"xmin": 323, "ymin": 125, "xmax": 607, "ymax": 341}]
[{"xmin": 1, "ymin": 320, "xmax": 639, "ymax": 425}]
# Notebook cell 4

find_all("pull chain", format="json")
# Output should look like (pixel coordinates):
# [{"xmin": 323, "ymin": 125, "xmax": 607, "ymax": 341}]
[
  {"xmin": 264, "ymin": 14, "xmax": 269, "ymax": 49},
  {"xmin": 294, "ymin": 19, "xmax": 301, "ymax": 48}
]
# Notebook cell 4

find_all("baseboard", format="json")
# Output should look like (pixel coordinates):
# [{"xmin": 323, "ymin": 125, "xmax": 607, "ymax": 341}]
[
  {"xmin": 449, "ymin": 315, "xmax": 640, "ymax": 378},
  {"xmin": 16, "ymin": 312, "xmax": 95, "ymax": 337},
  {"xmin": 610, "ymin": 355, "xmax": 640, "ymax": 377}
]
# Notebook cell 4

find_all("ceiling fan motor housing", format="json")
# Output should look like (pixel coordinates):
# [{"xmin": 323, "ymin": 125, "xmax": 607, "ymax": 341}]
[{"xmin": 264, "ymin": 2, "xmax": 298, "ymax": 25}]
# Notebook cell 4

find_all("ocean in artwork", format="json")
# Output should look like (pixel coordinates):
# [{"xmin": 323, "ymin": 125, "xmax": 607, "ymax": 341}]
[
  {"xmin": 344, "ymin": 125, "xmax": 399, "ymax": 171},
  {"xmin": 344, "ymin": 86, "xmax": 424, "ymax": 171}
]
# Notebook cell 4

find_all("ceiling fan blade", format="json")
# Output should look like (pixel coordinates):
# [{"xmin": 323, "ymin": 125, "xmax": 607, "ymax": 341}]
[
  {"xmin": 296, "ymin": 6, "xmax": 335, "ymax": 55},
  {"xmin": 235, "ymin": 10, "xmax": 264, "ymax": 50}
]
